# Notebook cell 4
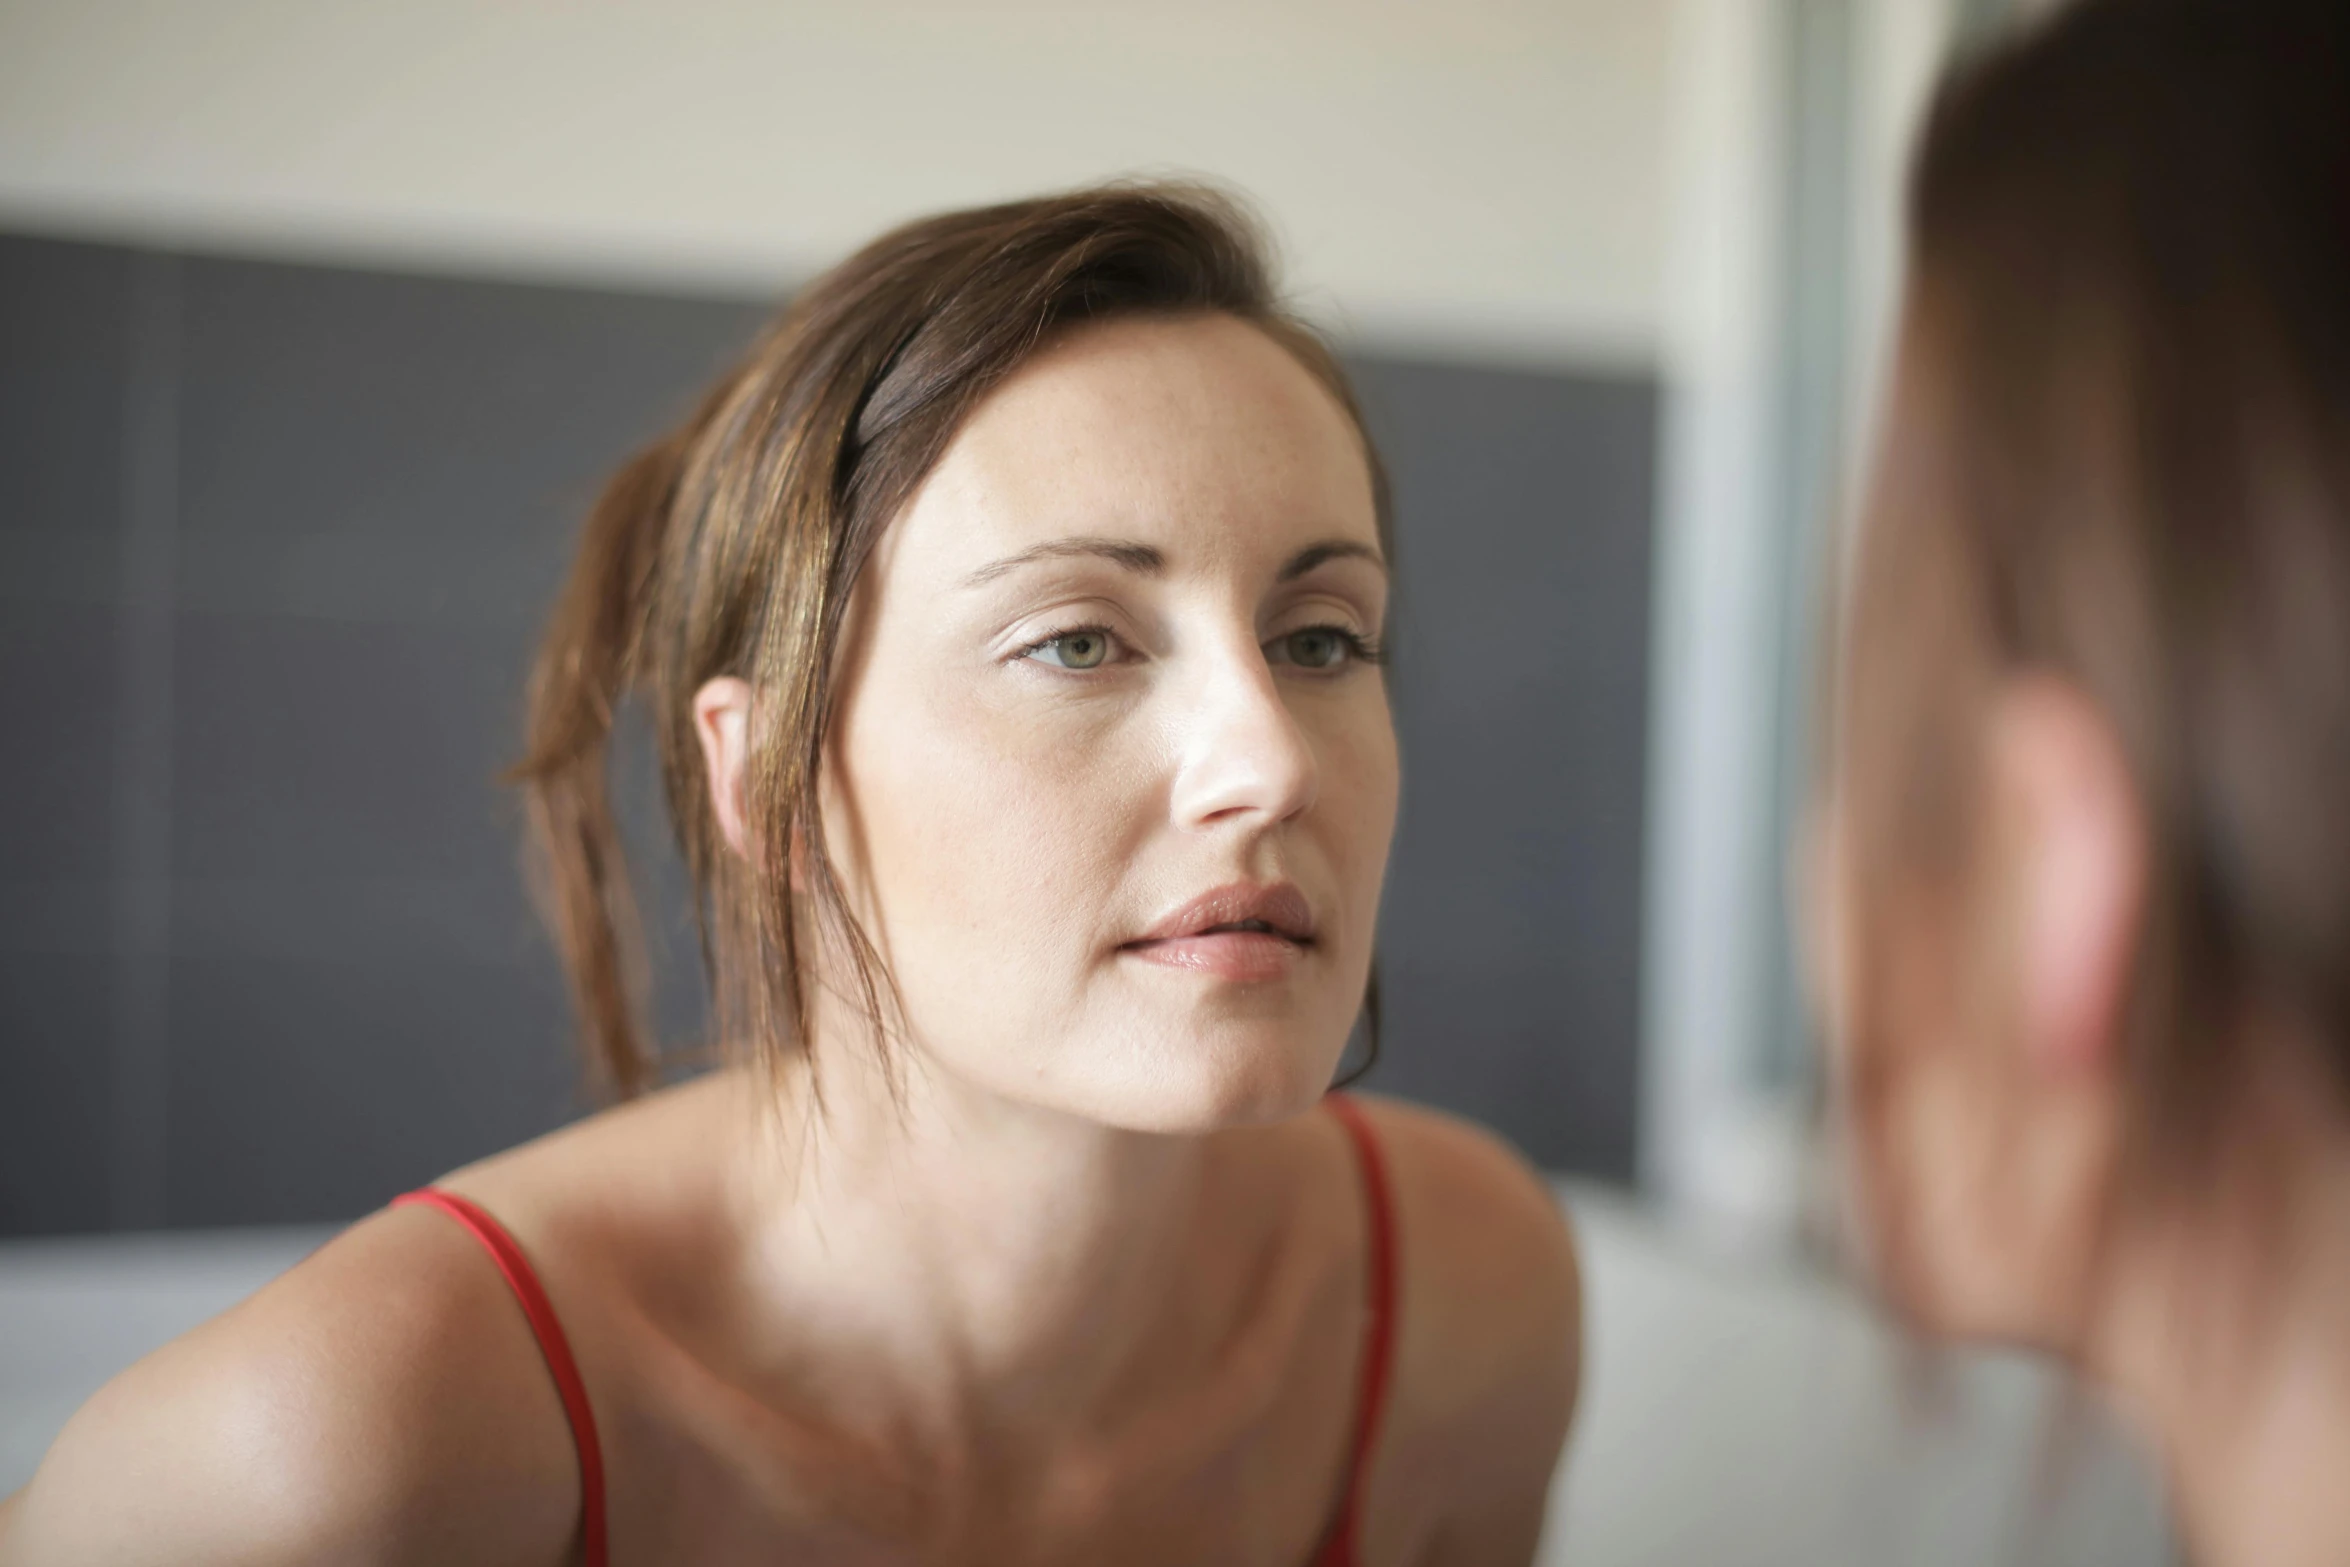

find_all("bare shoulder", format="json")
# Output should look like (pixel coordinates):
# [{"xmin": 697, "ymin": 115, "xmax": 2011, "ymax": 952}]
[
  {"xmin": 1348, "ymin": 1095, "xmax": 1581, "ymax": 1411},
  {"xmin": 1, "ymin": 1202, "xmax": 578, "ymax": 1567},
  {"xmin": 1341, "ymin": 1094, "xmax": 1582, "ymax": 1562}
]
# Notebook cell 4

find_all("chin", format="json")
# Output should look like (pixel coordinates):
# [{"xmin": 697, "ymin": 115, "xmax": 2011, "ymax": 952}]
[{"xmin": 1081, "ymin": 1019, "xmax": 1347, "ymax": 1134}]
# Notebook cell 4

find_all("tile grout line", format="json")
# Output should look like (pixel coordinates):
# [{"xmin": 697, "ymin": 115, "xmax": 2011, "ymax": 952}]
[{"xmin": 109, "ymin": 250, "xmax": 178, "ymax": 1234}]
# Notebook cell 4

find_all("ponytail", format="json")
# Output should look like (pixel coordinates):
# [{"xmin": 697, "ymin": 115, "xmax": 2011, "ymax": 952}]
[{"xmin": 509, "ymin": 438, "xmax": 682, "ymax": 1098}]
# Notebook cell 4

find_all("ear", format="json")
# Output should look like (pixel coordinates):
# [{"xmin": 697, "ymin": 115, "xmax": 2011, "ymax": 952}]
[
  {"xmin": 692, "ymin": 676, "xmax": 755, "ymax": 859},
  {"xmin": 1984, "ymin": 677, "xmax": 2147, "ymax": 1080}
]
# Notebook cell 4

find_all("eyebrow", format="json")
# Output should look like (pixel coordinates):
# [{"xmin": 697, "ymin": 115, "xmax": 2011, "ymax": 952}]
[
  {"xmin": 1276, "ymin": 539, "xmax": 1386, "ymax": 582},
  {"xmin": 961, "ymin": 535, "xmax": 1386, "ymax": 589},
  {"xmin": 962, "ymin": 536, "xmax": 1165, "ymax": 587}
]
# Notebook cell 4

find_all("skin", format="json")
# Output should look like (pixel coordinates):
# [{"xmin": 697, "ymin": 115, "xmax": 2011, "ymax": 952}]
[
  {"xmin": 1815, "ymin": 314, "xmax": 2350, "ymax": 1567},
  {"xmin": 0, "ymin": 313, "xmax": 1580, "ymax": 1567}
]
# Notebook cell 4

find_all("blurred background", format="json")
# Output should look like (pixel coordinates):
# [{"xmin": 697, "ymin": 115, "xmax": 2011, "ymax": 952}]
[{"xmin": 0, "ymin": 0, "xmax": 2180, "ymax": 1560}]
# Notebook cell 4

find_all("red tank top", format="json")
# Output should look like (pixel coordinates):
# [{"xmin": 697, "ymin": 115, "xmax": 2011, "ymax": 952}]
[{"xmin": 393, "ymin": 1091, "xmax": 1399, "ymax": 1567}]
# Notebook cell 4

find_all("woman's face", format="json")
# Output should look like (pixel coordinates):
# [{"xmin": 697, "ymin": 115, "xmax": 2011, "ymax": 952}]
[{"xmin": 820, "ymin": 313, "xmax": 1396, "ymax": 1130}]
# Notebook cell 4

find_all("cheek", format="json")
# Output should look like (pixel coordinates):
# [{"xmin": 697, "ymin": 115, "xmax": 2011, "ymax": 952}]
[
  {"xmin": 1840, "ymin": 901, "xmax": 1980, "ymax": 1314},
  {"xmin": 1880, "ymin": 1045, "xmax": 2008, "ymax": 1308},
  {"xmin": 1802, "ymin": 804, "xmax": 1855, "ymax": 1062},
  {"xmin": 831, "ymin": 663, "xmax": 1156, "ymax": 969},
  {"xmin": 1306, "ymin": 686, "xmax": 1391, "ymax": 892},
  {"xmin": 1847, "ymin": 902, "xmax": 2105, "ymax": 1344}
]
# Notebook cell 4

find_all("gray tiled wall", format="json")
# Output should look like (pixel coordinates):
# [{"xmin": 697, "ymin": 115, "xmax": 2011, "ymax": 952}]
[
  {"xmin": 0, "ymin": 231, "xmax": 1655, "ymax": 1235},
  {"xmin": 1364, "ymin": 363, "xmax": 1654, "ymax": 1182}
]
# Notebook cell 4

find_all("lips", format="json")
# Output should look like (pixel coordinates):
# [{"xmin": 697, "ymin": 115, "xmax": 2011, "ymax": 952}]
[
  {"xmin": 1129, "ymin": 882, "xmax": 1316, "ymax": 945},
  {"xmin": 1120, "ymin": 882, "xmax": 1316, "ymax": 983}
]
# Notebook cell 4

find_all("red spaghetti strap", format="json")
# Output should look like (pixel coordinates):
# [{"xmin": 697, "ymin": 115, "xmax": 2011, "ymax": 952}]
[
  {"xmin": 1316, "ymin": 1092, "xmax": 1399, "ymax": 1567},
  {"xmin": 392, "ymin": 1189, "xmax": 609, "ymax": 1567}
]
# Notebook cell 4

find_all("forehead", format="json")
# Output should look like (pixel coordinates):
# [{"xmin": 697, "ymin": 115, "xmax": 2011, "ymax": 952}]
[{"xmin": 887, "ymin": 313, "xmax": 1380, "ymax": 579}]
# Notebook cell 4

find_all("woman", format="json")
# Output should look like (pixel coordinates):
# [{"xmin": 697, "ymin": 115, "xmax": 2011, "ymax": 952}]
[
  {"xmin": 0, "ymin": 188, "xmax": 1579, "ymax": 1564},
  {"xmin": 1814, "ymin": 2, "xmax": 2350, "ymax": 1562}
]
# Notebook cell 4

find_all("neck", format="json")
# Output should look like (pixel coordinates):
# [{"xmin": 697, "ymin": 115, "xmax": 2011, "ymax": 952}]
[
  {"xmin": 720, "ymin": 1019, "xmax": 1276, "ymax": 1454},
  {"xmin": 2087, "ymin": 1077, "xmax": 2350, "ymax": 1567}
]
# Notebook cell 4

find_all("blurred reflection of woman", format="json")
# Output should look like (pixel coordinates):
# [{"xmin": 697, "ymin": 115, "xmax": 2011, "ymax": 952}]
[
  {"xmin": 2, "ymin": 188, "xmax": 1579, "ymax": 1565},
  {"xmin": 1813, "ymin": 3, "xmax": 2350, "ymax": 1563}
]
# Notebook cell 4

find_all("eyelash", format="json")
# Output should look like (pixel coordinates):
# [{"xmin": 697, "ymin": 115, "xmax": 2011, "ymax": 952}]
[{"xmin": 1013, "ymin": 622, "xmax": 1389, "ymax": 671}]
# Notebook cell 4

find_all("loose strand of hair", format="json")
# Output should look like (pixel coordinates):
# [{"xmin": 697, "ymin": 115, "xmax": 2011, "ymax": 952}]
[{"xmin": 508, "ymin": 437, "xmax": 683, "ymax": 1099}]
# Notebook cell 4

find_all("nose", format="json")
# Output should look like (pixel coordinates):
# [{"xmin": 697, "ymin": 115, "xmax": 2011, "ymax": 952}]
[{"xmin": 1167, "ymin": 639, "xmax": 1320, "ymax": 833}]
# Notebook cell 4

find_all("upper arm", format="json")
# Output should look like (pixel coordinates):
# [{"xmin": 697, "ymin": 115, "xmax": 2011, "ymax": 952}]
[
  {"xmin": 0, "ymin": 1208, "xmax": 580, "ymax": 1567},
  {"xmin": 1362, "ymin": 1099, "xmax": 1582, "ymax": 1567}
]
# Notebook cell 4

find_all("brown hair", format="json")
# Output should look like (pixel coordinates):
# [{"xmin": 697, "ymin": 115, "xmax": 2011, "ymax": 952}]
[
  {"xmin": 1840, "ymin": 0, "xmax": 2350, "ymax": 1214},
  {"xmin": 509, "ymin": 183, "xmax": 1391, "ymax": 1098}
]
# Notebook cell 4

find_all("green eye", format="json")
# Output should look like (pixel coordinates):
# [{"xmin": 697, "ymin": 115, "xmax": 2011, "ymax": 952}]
[
  {"xmin": 1030, "ymin": 630, "xmax": 1112, "ymax": 669},
  {"xmin": 1278, "ymin": 628, "xmax": 1352, "ymax": 669}
]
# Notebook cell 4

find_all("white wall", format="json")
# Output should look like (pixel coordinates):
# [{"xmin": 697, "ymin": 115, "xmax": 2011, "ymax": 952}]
[
  {"xmin": 0, "ymin": 0, "xmax": 1671, "ymax": 369},
  {"xmin": 1642, "ymin": 0, "xmax": 1968, "ymax": 1232}
]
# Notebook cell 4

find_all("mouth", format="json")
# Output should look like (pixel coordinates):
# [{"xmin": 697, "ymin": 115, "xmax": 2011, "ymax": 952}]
[{"xmin": 1120, "ymin": 882, "xmax": 1316, "ymax": 983}]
